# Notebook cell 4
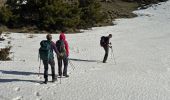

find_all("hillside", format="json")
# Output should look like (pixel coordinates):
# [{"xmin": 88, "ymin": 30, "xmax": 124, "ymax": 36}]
[
  {"xmin": 0, "ymin": 0, "xmax": 167, "ymax": 32},
  {"xmin": 98, "ymin": 0, "xmax": 139, "ymax": 26}
]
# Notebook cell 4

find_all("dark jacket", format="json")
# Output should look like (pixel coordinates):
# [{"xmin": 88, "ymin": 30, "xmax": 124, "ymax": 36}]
[{"xmin": 103, "ymin": 36, "xmax": 110, "ymax": 47}]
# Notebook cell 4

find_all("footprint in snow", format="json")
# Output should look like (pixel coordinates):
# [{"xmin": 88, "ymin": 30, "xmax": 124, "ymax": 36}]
[
  {"xmin": 90, "ymin": 67, "xmax": 101, "ymax": 71},
  {"xmin": 12, "ymin": 96, "xmax": 23, "ymax": 100},
  {"xmin": 37, "ymin": 76, "xmax": 43, "ymax": 79},
  {"xmin": 35, "ymin": 92, "xmax": 40, "ymax": 96},
  {"xmin": 14, "ymin": 87, "xmax": 20, "ymax": 92},
  {"xmin": 46, "ymin": 87, "xmax": 50, "ymax": 90},
  {"xmin": 52, "ymin": 92, "xmax": 56, "ymax": 95},
  {"xmin": 51, "ymin": 84, "xmax": 57, "ymax": 87},
  {"xmin": 35, "ymin": 83, "xmax": 41, "ymax": 86},
  {"xmin": 36, "ymin": 98, "xmax": 42, "ymax": 100},
  {"xmin": 43, "ymin": 86, "xmax": 50, "ymax": 90}
]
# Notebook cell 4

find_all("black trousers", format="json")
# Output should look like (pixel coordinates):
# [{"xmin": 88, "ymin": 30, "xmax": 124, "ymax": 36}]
[
  {"xmin": 43, "ymin": 59, "xmax": 55, "ymax": 79},
  {"xmin": 57, "ymin": 57, "xmax": 68, "ymax": 76},
  {"xmin": 103, "ymin": 46, "xmax": 109, "ymax": 63}
]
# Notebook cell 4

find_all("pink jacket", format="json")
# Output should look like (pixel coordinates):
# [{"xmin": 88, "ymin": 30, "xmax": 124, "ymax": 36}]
[{"xmin": 59, "ymin": 33, "xmax": 69, "ymax": 57}]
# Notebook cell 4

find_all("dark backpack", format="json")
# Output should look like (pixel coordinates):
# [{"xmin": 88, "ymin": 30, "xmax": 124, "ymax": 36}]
[
  {"xmin": 100, "ymin": 36, "xmax": 106, "ymax": 46},
  {"xmin": 56, "ymin": 40, "xmax": 66, "ymax": 59},
  {"xmin": 39, "ymin": 40, "xmax": 53, "ymax": 61}
]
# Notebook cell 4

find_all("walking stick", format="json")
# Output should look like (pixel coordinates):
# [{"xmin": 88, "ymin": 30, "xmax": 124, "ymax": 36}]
[
  {"xmin": 110, "ymin": 47, "xmax": 116, "ymax": 65},
  {"xmin": 56, "ymin": 55, "xmax": 62, "ymax": 84},
  {"xmin": 38, "ymin": 53, "xmax": 41, "ymax": 77},
  {"xmin": 38, "ymin": 59, "xmax": 41, "ymax": 77},
  {"xmin": 60, "ymin": 76, "xmax": 62, "ymax": 84}
]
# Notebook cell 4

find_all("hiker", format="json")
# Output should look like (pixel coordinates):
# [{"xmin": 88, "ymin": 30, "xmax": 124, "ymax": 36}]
[
  {"xmin": 39, "ymin": 34, "xmax": 60, "ymax": 84},
  {"xmin": 56, "ymin": 31, "xmax": 69, "ymax": 77},
  {"xmin": 100, "ymin": 34, "xmax": 112, "ymax": 63}
]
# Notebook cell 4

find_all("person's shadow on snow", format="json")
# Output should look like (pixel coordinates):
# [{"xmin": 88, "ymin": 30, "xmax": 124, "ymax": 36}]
[
  {"xmin": 0, "ymin": 78, "xmax": 40, "ymax": 83},
  {"xmin": 0, "ymin": 70, "xmax": 42, "ymax": 76},
  {"xmin": 69, "ymin": 58, "xmax": 100, "ymax": 63},
  {"xmin": 0, "ymin": 70, "xmax": 43, "ymax": 83}
]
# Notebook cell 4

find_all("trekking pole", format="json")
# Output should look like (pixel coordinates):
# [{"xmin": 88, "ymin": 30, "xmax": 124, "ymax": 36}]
[
  {"xmin": 38, "ymin": 52, "xmax": 40, "ymax": 62},
  {"xmin": 38, "ymin": 60, "xmax": 41, "ymax": 77},
  {"xmin": 110, "ymin": 47, "xmax": 116, "ymax": 65},
  {"xmin": 110, "ymin": 49, "xmax": 113, "ymax": 60},
  {"xmin": 60, "ymin": 76, "xmax": 62, "ymax": 84},
  {"xmin": 68, "ymin": 59, "xmax": 75, "ymax": 70},
  {"xmin": 38, "ymin": 53, "xmax": 41, "ymax": 77},
  {"xmin": 55, "ymin": 55, "xmax": 62, "ymax": 84}
]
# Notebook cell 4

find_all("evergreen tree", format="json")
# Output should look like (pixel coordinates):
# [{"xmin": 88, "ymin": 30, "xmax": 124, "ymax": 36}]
[
  {"xmin": 38, "ymin": 0, "xmax": 80, "ymax": 31},
  {"xmin": 0, "ymin": 0, "xmax": 106, "ymax": 31},
  {"xmin": 78, "ymin": 0, "xmax": 104, "ymax": 28},
  {"xmin": 0, "ymin": 6, "xmax": 12, "ymax": 25}
]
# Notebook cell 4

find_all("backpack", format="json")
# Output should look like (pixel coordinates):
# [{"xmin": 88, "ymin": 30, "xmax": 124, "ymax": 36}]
[
  {"xmin": 39, "ymin": 40, "xmax": 53, "ymax": 61},
  {"xmin": 56, "ymin": 40, "xmax": 66, "ymax": 59},
  {"xmin": 100, "ymin": 36, "xmax": 106, "ymax": 47}
]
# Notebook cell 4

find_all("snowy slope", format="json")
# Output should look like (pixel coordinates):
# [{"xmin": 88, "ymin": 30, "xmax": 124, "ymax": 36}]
[{"xmin": 1, "ymin": 1, "xmax": 170, "ymax": 100}]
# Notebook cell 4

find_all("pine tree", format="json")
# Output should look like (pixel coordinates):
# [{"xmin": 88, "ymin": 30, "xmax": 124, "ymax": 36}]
[{"xmin": 78, "ymin": 0, "xmax": 104, "ymax": 28}]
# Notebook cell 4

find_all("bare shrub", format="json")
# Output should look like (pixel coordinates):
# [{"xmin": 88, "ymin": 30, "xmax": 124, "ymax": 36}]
[
  {"xmin": 28, "ymin": 34, "xmax": 35, "ymax": 38},
  {"xmin": 0, "ymin": 46, "xmax": 12, "ymax": 61}
]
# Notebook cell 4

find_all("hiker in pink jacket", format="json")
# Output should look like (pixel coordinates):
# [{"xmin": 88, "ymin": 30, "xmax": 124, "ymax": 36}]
[
  {"xmin": 59, "ymin": 31, "xmax": 69, "ymax": 57},
  {"xmin": 56, "ymin": 30, "xmax": 69, "ymax": 77}
]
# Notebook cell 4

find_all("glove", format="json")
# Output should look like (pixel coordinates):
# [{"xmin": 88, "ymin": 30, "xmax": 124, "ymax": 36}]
[{"xmin": 57, "ymin": 53, "xmax": 61, "ymax": 57}]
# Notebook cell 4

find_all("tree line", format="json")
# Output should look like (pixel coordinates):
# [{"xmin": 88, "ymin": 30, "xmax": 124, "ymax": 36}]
[
  {"xmin": 0, "ymin": 0, "xmax": 105, "ymax": 32},
  {"xmin": 0, "ymin": 0, "xmax": 167, "ymax": 32}
]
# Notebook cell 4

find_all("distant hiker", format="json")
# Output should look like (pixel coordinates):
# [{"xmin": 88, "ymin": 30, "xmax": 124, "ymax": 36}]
[
  {"xmin": 100, "ymin": 34, "xmax": 112, "ymax": 63},
  {"xmin": 56, "ymin": 31, "xmax": 69, "ymax": 77},
  {"xmin": 39, "ymin": 34, "xmax": 60, "ymax": 84}
]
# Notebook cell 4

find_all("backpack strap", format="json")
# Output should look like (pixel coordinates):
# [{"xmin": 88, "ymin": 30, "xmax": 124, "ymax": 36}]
[{"xmin": 47, "ymin": 41, "xmax": 53, "ymax": 61}]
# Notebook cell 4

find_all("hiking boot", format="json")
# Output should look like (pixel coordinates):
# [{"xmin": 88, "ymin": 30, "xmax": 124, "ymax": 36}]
[
  {"xmin": 58, "ymin": 73, "xmax": 62, "ymax": 76},
  {"xmin": 63, "ymin": 74, "xmax": 69, "ymax": 77},
  {"xmin": 58, "ymin": 74, "xmax": 62, "ymax": 77},
  {"xmin": 43, "ymin": 78, "xmax": 48, "ymax": 84},
  {"xmin": 52, "ymin": 78, "xmax": 57, "ymax": 82}
]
